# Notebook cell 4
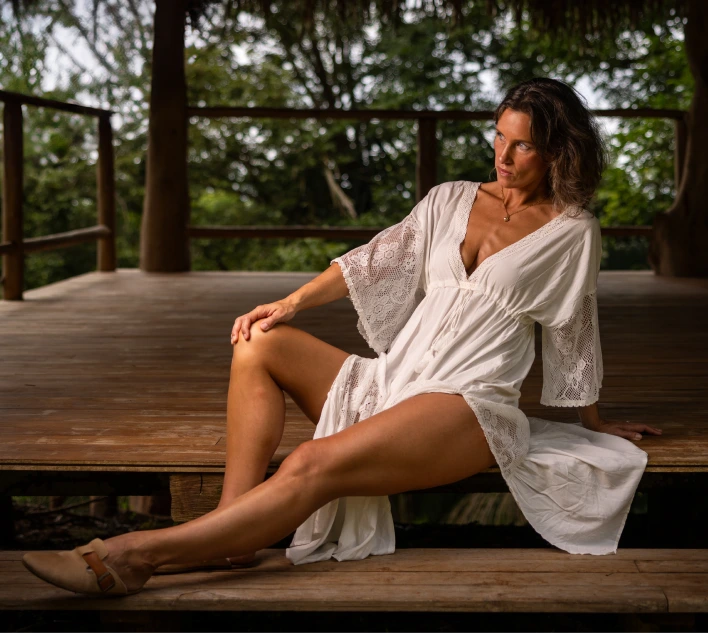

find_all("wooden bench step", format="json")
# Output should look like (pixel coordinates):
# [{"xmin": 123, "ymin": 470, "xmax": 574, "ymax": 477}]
[{"xmin": 2, "ymin": 548, "xmax": 707, "ymax": 613}]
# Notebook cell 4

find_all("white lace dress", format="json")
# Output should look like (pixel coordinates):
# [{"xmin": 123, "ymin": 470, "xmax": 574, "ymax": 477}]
[{"xmin": 285, "ymin": 180, "xmax": 648, "ymax": 565}]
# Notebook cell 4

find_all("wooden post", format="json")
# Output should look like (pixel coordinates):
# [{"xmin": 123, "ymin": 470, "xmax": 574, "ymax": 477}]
[
  {"xmin": 674, "ymin": 113, "xmax": 688, "ymax": 190},
  {"xmin": 97, "ymin": 114, "xmax": 116, "ymax": 272},
  {"xmin": 416, "ymin": 117, "xmax": 437, "ymax": 203},
  {"xmin": 2, "ymin": 101, "xmax": 24, "ymax": 300},
  {"xmin": 139, "ymin": 0, "xmax": 191, "ymax": 272}
]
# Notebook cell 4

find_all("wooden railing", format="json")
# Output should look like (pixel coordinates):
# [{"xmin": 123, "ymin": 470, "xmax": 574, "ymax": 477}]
[
  {"xmin": 0, "ymin": 97, "xmax": 685, "ymax": 295},
  {"xmin": 186, "ymin": 105, "xmax": 687, "ymax": 243},
  {"xmin": 0, "ymin": 90, "xmax": 116, "ymax": 301}
]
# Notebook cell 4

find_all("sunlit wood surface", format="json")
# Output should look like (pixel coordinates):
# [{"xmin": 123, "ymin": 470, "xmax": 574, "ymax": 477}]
[
  {"xmin": 2, "ymin": 548, "xmax": 708, "ymax": 612},
  {"xmin": 0, "ymin": 269, "xmax": 707, "ymax": 474}
]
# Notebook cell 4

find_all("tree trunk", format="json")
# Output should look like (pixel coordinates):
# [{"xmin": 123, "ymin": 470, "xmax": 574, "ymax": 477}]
[
  {"xmin": 648, "ymin": 0, "xmax": 708, "ymax": 276},
  {"xmin": 139, "ymin": 0, "xmax": 191, "ymax": 272}
]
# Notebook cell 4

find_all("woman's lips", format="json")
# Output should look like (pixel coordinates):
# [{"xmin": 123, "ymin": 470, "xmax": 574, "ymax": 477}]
[{"xmin": 498, "ymin": 167, "xmax": 513, "ymax": 176}]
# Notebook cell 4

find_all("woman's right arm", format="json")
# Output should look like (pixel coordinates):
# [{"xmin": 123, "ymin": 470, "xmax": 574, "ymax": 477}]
[{"xmin": 231, "ymin": 262, "xmax": 348, "ymax": 343}]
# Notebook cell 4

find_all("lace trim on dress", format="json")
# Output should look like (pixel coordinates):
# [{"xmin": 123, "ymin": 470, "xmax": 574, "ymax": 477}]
[
  {"xmin": 340, "ymin": 356, "xmax": 384, "ymax": 425},
  {"xmin": 332, "ymin": 213, "xmax": 426, "ymax": 355},
  {"xmin": 447, "ymin": 182, "xmax": 481, "ymax": 282},
  {"xmin": 448, "ymin": 181, "xmax": 573, "ymax": 285},
  {"xmin": 464, "ymin": 397, "xmax": 528, "ymax": 473},
  {"xmin": 540, "ymin": 290, "xmax": 604, "ymax": 407}
]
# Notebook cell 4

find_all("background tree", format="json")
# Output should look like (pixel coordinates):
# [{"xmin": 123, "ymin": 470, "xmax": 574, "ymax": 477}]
[{"xmin": 0, "ymin": 0, "xmax": 692, "ymax": 289}]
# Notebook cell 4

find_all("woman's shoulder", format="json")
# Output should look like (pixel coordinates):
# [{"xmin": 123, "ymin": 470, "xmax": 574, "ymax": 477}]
[
  {"xmin": 410, "ymin": 181, "xmax": 473, "ymax": 235},
  {"xmin": 416, "ymin": 180, "xmax": 475, "ymax": 216},
  {"xmin": 564, "ymin": 205, "xmax": 600, "ymax": 237},
  {"xmin": 426, "ymin": 180, "xmax": 477, "ymax": 197}
]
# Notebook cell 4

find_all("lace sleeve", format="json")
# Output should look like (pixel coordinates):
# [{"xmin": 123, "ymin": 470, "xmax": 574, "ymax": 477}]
[
  {"xmin": 331, "ymin": 202, "xmax": 430, "ymax": 355},
  {"xmin": 540, "ymin": 289, "xmax": 604, "ymax": 407}
]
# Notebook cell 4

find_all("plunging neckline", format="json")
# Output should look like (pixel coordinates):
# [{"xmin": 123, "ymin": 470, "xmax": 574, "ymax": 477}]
[{"xmin": 456, "ymin": 181, "xmax": 571, "ymax": 281}]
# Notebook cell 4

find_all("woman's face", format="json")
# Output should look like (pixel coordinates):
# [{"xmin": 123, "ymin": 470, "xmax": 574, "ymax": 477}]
[{"xmin": 494, "ymin": 108, "xmax": 550, "ymax": 190}]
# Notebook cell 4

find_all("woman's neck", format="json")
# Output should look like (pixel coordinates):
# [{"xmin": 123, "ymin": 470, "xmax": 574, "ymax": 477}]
[{"xmin": 498, "ymin": 178, "xmax": 551, "ymax": 209}]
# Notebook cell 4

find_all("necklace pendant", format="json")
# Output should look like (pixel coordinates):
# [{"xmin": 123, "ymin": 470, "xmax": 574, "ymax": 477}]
[{"xmin": 503, "ymin": 214, "xmax": 510, "ymax": 222}]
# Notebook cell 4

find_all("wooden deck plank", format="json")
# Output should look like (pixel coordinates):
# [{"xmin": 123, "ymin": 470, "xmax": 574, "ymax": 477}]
[
  {"xmin": 2, "ymin": 547, "xmax": 708, "ymax": 565},
  {"xmin": 5, "ymin": 548, "xmax": 708, "ymax": 613},
  {"xmin": 0, "ymin": 269, "xmax": 706, "ymax": 475}
]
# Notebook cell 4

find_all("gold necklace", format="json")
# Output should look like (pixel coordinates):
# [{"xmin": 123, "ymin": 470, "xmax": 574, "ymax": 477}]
[{"xmin": 500, "ymin": 186, "xmax": 550, "ymax": 222}]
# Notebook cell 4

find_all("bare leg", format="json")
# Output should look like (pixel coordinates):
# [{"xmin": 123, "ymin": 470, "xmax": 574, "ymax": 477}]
[
  {"xmin": 211, "ymin": 323, "xmax": 351, "ymax": 562},
  {"xmin": 102, "ymin": 392, "xmax": 496, "ymax": 591}
]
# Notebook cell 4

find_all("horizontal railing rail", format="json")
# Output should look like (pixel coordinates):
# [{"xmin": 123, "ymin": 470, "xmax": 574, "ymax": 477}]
[
  {"xmin": 187, "ymin": 105, "xmax": 686, "ymax": 244},
  {"xmin": 0, "ymin": 90, "xmax": 116, "ymax": 301},
  {"xmin": 0, "ymin": 95, "xmax": 683, "ymax": 293},
  {"xmin": 186, "ymin": 224, "xmax": 654, "ymax": 241}
]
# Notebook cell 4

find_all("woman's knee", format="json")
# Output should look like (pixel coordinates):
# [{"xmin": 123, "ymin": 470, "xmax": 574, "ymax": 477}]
[
  {"xmin": 231, "ymin": 321, "xmax": 287, "ymax": 367},
  {"xmin": 276, "ymin": 440, "xmax": 334, "ymax": 491}
]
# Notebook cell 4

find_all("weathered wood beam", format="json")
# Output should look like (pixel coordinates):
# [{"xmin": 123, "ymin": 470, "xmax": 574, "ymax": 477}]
[
  {"xmin": 2, "ymin": 101, "xmax": 24, "ymax": 301},
  {"xmin": 170, "ymin": 471, "xmax": 508, "ymax": 524},
  {"xmin": 674, "ymin": 113, "xmax": 688, "ymax": 190},
  {"xmin": 23, "ymin": 225, "xmax": 111, "ymax": 254},
  {"xmin": 187, "ymin": 225, "xmax": 395, "ymax": 240},
  {"xmin": 169, "ymin": 470, "xmax": 708, "ymax": 525},
  {"xmin": 187, "ymin": 225, "xmax": 652, "ymax": 240},
  {"xmin": 97, "ymin": 115, "xmax": 116, "ymax": 272},
  {"xmin": 139, "ymin": 0, "xmax": 191, "ymax": 272},
  {"xmin": 188, "ymin": 106, "xmax": 496, "ymax": 121},
  {"xmin": 187, "ymin": 106, "xmax": 685, "ymax": 122},
  {"xmin": 0, "ymin": 89, "xmax": 111, "ymax": 118},
  {"xmin": 417, "ymin": 118, "xmax": 437, "ymax": 202}
]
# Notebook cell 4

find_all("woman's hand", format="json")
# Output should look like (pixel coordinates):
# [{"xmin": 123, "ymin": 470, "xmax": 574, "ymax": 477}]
[
  {"xmin": 585, "ymin": 419, "xmax": 663, "ymax": 442},
  {"xmin": 231, "ymin": 299, "xmax": 299, "ymax": 344}
]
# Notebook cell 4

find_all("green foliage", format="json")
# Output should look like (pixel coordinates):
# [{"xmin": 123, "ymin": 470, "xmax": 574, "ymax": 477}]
[{"xmin": 0, "ymin": 2, "xmax": 695, "ymax": 289}]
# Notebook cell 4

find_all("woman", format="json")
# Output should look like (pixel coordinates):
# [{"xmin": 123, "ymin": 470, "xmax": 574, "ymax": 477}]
[{"xmin": 22, "ymin": 77, "xmax": 662, "ymax": 596}]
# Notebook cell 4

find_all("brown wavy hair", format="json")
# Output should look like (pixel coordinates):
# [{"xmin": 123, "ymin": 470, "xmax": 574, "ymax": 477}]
[{"xmin": 493, "ymin": 77, "xmax": 609, "ymax": 216}]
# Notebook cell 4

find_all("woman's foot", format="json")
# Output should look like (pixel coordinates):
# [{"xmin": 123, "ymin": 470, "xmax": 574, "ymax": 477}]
[
  {"xmin": 22, "ymin": 536, "xmax": 152, "ymax": 596},
  {"xmin": 102, "ymin": 533, "xmax": 156, "ymax": 592}
]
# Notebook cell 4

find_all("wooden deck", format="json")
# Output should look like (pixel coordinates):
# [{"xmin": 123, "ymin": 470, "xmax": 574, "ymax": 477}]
[
  {"xmin": 2, "ymin": 547, "xmax": 708, "ymax": 613},
  {"xmin": 1, "ymin": 269, "xmax": 707, "ymax": 497}
]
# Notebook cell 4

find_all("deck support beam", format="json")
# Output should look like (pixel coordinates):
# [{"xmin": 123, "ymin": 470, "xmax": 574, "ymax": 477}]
[
  {"xmin": 97, "ymin": 115, "xmax": 116, "ymax": 272},
  {"xmin": 139, "ymin": 0, "xmax": 191, "ymax": 272},
  {"xmin": 416, "ymin": 117, "xmax": 437, "ymax": 203},
  {"xmin": 2, "ymin": 101, "xmax": 24, "ymax": 300}
]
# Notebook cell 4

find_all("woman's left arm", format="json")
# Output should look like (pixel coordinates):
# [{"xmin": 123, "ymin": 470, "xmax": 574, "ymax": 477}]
[{"xmin": 577, "ymin": 402, "xmax": 663, "ymax": 441}]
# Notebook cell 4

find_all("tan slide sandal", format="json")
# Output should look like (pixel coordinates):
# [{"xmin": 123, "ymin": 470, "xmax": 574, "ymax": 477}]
[{"xmin": 22, "ymin": 537, "xmax": 141, "ymax": 597}]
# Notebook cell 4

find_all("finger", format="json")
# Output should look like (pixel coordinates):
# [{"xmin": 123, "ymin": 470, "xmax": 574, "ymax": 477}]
[
  {"xmin": 241, "ymin": 316, "xmax": 251, "ymax": 340},
  {"xmin": 636, "ymin": 424, "xmax": 663, "ymax": 435},
  {"xmin": 620, "ymin": 423, "xmax": 663, "ymax": 436},
  {"xmin": 613, "ymin": 428, "xmax": 642, "ymax": 441},
  {"xmin": 231, "ymin": 319, "xmax": 241, "ymax": 343},
  {"xmin": 260, "ymin": 310, "xmax": 277, "ymax": 331},
  {"xmin": 250, "ymin": 307, "xmax": 269, "ymax": 332},
  {"xmin": 245, "ymin": 307, "xmax": 267, "ymax": 339},
  {"xmin": 234, "ymin": 318, "xmax": 245, "ymax": 343}
]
